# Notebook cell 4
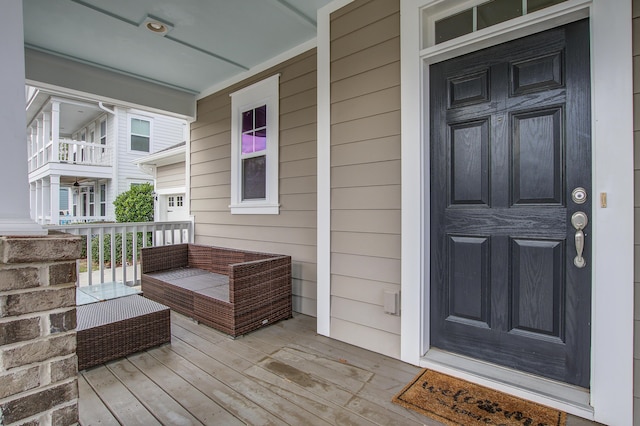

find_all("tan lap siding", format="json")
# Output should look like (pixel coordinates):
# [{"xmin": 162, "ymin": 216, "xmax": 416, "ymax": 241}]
[
  {"xmin": 191, "ymin": 50, "xmax": 317, "ymax": 316},
  {"xmin": 156, "ymin": 161, "xmax": 186, "ymax": 190},
  {"xmin": 330, "ymin": 0, "xmax": 402, "ymax": 358}
]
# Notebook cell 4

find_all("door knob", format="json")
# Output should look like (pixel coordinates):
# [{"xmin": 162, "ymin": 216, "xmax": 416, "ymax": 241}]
[{"xmin": 571, "ymin": 211, "xmax": 588, "ymax": 268}]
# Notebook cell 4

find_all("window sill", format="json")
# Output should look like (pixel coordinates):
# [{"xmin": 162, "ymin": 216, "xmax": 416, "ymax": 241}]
[{"xmin": 229, "ymin": 203, "xmax": 280, "ymax": 215}]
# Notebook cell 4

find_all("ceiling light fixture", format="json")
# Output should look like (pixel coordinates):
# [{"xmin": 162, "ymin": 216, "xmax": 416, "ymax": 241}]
[
  {"xmin": 146, "ymin": 22, "xmax": 166, "ymax": 33},
  {"xmin": 140, "ymin": 15, "xmax": 173, "ymax": 36}
]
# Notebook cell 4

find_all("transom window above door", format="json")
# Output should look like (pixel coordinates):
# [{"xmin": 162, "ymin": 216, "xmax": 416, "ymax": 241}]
[{"xmin": 423, "ymin": 0, "xmax": 568, "ymax": 47}]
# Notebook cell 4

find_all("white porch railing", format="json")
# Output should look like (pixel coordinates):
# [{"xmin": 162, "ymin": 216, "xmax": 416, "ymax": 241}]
[
  {"xmin": 58, "ymin": 139, "xmax": 112, "ymax": 166},
  {"xmin": 59, "ymin": 215, "xmax": 112, "ymax": 225},
  {"xmin": 29, "ymin": 139, "xmax": 113, "ymax": 171},
  {"xmin": 47, "ymin": 220, "xmax": 193, "ymax": 287}
]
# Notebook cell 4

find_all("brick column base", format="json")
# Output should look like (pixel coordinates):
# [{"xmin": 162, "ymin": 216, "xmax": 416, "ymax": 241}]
[{"xmin": 0, "ymin": 231, "xmax": 81, "ymax": 425}]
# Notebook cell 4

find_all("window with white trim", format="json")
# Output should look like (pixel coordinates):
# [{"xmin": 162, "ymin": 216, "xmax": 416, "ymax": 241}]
[
  {"xmin": 229, "ymin": 74, "xmax": 280, "ymax": 214},
  {"xmin": 100, "ymin": 119, "xmax": 107, "ymax": 145},
  {"xmin": 129, "ymin": 116, "xmax": 151, "ymax": 152},
  {"xmin": 100, "ymin": 119, "xmax": 107, "ymax": 154},
  {"xmin": 100, "ymin": 183, "xmax": 106, "ymax": 216}
]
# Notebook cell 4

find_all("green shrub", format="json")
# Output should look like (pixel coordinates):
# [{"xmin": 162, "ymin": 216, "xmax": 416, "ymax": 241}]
[{"xmin": 113, "ymin": 183, "xmax": 154, "ymax": 223}]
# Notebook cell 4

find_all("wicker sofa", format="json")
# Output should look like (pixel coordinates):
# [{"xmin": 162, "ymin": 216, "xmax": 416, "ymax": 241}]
[{"xmin": 141, "ymin": 243, "xmax": 292, "ymax": 337}]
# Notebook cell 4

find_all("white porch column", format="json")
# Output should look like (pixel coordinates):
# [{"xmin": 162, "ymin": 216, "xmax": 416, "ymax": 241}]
[
  {"xmin": 36, "ymin": 180, "xmax": 43, "ymax": 225},
  {"xmin": 42, "ymin": 179, "xmax": 50, "ymax": 224},
  {"xmin": 0, "ymin": 0, "xmax": 45, "ymax": 235},
  {"xmin": 51, "ymin": 101, "xmax": 60, "ymax": 162},
  {"xmin": 43, "ymin": 110, "xmax": 51, "ymax": 163},
  {"xmin": 29, "ymin": 182, "xmax": 36, "ymax": 221},
  {"xmin": 50, "ymin": 175, "xmax": 60, "ymax": 225},
  {"xmin": 26, "ymin": 127, "xmax": 32, "ymax": 171},
  {"xmin": 36, "ymin": 117, "xmax": 43, "ymax": 168},
  {"xmin": 30, "ymin": 124, "xmax": 37, "ymax": 171}
]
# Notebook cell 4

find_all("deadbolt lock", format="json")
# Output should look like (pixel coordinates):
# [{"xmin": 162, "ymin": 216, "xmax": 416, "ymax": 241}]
[{"xmin": 571, "ymin": 187, "xmax": 587, "ymax": 204}]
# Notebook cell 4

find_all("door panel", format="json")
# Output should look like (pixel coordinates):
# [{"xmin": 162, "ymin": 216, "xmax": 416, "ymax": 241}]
[
  {"xmin": 511, "ymin": 238, "xmax": 564, "ymax": 339},
  {"xmin": 451, "ymin": 120, "xmax": 490, "ymax": 205},
  {"xmin": 512, "ymin": 108, "xmax": 563, "ymax": 204},
  {"xmin": 430, "ymin": 20, "xmax": 591, "ymax": 387}
]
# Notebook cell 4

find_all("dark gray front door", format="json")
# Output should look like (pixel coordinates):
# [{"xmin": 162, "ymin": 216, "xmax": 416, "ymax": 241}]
[{"xmin": 430, "ymin": 20, "xmax": 591, "ymax": 388}]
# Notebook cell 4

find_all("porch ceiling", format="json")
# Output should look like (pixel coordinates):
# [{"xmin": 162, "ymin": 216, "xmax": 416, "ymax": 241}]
[{"xmin": 22, "ymin": 0, "xmax": 331, "ymax": 116}]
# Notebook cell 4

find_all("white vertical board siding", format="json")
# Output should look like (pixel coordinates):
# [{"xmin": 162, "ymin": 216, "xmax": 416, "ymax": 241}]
[
  {"xmin": 115, "ymin": 107, "xmax": 185, "ymax": 195},
  {"xmin": 191, "ymin": 50, "xmax": 318, "ymax": 316},
  {"xmin": 329, "ymin": 0, "xmax": 402, "ymax": 359}
]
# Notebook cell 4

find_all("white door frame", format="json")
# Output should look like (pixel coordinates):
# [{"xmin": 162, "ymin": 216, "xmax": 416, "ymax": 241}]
[{"xmin": 400, "ymin": 0, "xmax": 633, "ymax": 424}]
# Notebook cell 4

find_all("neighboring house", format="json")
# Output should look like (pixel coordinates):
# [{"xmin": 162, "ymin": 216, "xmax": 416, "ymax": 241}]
[
  {"xmin": 134, "ymin": 141, "xmax": 189, "ymax": 222},
  {"xmin": 1, "ymin": 1, "xmax": 635, "ymax": 425},
  {"xmin": 25, "ymin": 87, "xmax": 188, "ymax": 225}
]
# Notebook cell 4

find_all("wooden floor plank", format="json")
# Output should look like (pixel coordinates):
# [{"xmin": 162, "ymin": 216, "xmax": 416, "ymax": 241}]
[
  {"xmin": 171, "ymin": 313, "xmax": 279, "ymax": 362},
  {"xmin": 251, "ymin": 352, "xmax": 427, "ymax": 426},
  {"xmin": 172, "ymin": 313, "xmax": 429, "ymax": 425},
  {"xmin": 148, "ymin": 345, "xmax": 285, "ymax": 426},
  {"xmin": 77, "ymin": 374, "xmax": 120, "ymax": 426},
  {"xmin": 171, "ymin": 323, "xmax": 256, "ymax": 371},
  {"xmin": 270, "ymin": 346, "xmax": 373, "ymax": 392},
  {"xmin": 77, "ymin": 312, "xmax": 599, "ymax": 426},
  {"xmin": 82, "ymin": 365, "xmax": 161, "ymax": 426},
  {"xmin": 126, "ymin": 351, "xmax": 244, "ymax": 425},
  {"xmin": 169, "ymin": 332, "xmax": 333, "ymax": 425},
  {"xmin": 106, "ymin": 358, "xmax": 203, "ymax": 426},
  {"xmin": 256, "ymin": 320, "xmax": 421, "ymax": 381},
  {"xmin": 244, "ymin": 363, "xmax": 378, "ymax": 426}
]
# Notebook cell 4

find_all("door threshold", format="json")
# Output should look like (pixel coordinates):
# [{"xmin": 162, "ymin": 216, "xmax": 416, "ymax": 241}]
[{"xmin": 420, "ymin": 348, "xmax": 594, "ymax": 420}]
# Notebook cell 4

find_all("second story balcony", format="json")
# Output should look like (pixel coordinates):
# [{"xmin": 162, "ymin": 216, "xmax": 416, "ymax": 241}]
[{"xmin": 29, "ymin": 138, "xmax": 113, "ymax": 173}]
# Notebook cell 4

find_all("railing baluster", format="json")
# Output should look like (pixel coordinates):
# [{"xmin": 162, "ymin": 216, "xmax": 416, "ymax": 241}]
[
  {"xmin": 132, "ymin": 225, "xmax": 138, "ymax": 286},
  {"xmin": 98, "ymin": 227, "xmax": 105, "ymax": 283},
  {"xmin": 121, "ymin": 227, "xmax": 127, "ymax": 285},
  {"xmin": 110, "ymin": 228, "xmax": 116, "ymax": 283},
  {"xmin": 85, "ymin": 228, "xmax": 93, "ymax": 286}
]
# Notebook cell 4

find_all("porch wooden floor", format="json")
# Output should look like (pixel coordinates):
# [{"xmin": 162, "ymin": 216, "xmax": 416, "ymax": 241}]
[{"xmin": 78, "ymin": 312, "xmax": 599, "ymax": 426}]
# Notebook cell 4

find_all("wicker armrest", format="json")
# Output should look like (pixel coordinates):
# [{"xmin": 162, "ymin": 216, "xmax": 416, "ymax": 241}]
[{"xmin": 228, "ymin": 256, "xmax": 291, "ymax": 304}]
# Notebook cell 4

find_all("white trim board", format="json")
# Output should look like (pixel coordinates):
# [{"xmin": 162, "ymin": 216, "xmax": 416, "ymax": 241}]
[
  {"xmin": 316, "ymin": 0, "xmax": 355, "ymax": 338},
  {"xmin": 400, "ymin": 0, "xmax": 633, "ymax": 424}
]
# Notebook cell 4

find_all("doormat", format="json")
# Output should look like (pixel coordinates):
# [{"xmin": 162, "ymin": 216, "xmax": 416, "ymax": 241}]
[{"xmin": 392, "ymin": 369, "xmax": 566, "ymax": 426}]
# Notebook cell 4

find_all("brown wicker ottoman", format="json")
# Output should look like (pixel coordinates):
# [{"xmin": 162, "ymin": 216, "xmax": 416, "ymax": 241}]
[{"xmin": 76, "ymin": 295, "xmax": 171, "ymax": 370}]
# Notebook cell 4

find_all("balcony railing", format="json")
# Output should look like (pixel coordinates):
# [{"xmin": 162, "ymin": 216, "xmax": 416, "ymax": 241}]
[
  {"xmin": 58, "ymin": 139, "xmax": 112, "ymax": 165},
  {"xmin": 47, "ymin": 220, "xmax": 193, "ymax": 287},
  {"xmin": 59, "ymin": 215, "xmax": 112, "ymax": 225},
  {"xmin": 29, "ymin": 139, "xmax": 112, "ymax": 171}
]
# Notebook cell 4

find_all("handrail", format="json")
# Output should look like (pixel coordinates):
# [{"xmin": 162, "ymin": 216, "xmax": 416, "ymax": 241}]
[{"xmin": 47, "ymin": 220, "xmax": 194, "ymax": 286}]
